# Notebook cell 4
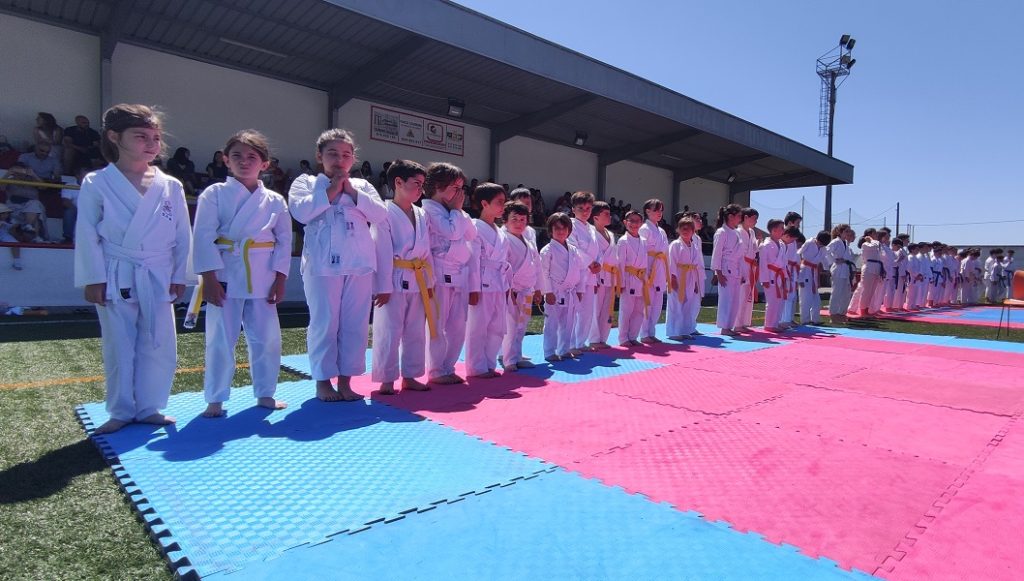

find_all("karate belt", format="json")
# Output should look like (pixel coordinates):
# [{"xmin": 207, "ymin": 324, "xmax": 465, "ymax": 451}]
[
  {"xmin": 624, "ymin": 265, "xmax": 651, "ymax": 310},
  {"xmin": 787, "ymin": 260, "xmax": 800, "ymax": 294},
  {"xmin": 647, "ymin": 251, "xmax": 671, "ymax": 290},
  {"xmin": 744, "ymin": 256, "xmax": 759, "ymax": 301},
  {"xmin": 931, "ymin": 269, "xmax": 941, "ymax": 286},
  {"xmin": 766, "ymin": 264, "xmax": 788, "ymax": 299},
  {"xmin": 102, "ymin": 241, "xmax": 173, "ymax": 347},
  {"xmin": 943, "ymin": 268, "xmax": 952, "ymax": 286},
  {"xmin": 511, "ymin": 289, "xmax": 534, "ymax": 323},
  {"xmin": 893, "ymin": 267, "xmax": 900, "ymax": 289},
  {"xmin": 801, "ymin": 260, "xmax": 820, "ymax": 291},
  {"xmin": 393, "ymin": 258, "xmax": 439, "ymax": 339},
  {"xmin": 867, "ymin": 259, "xmax": 886, "ymax": 280},
  {"xmin": 601, "ymin": 263, "xmax": 622, "ymax": 320},
  {"xmin": 676, "ymin": 264, "xmax": 699, "ymax": 302},
  {"xmin": 185, "ymin": 237, "xmax": 277, "ymax": 329}
]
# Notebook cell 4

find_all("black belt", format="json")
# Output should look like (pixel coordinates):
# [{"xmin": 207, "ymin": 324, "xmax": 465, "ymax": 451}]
[{"xmin": 867, "ymin": 259, "xmax": 886, "ymax": 280}]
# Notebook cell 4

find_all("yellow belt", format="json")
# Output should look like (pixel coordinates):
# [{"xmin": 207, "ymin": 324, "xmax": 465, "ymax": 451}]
[
  {"xmin": 647, "ymin": 251, "xmax": 671, "ymax": 289},
  {"xmin": 676, "ymin": 264, "xmax": 699, "ymax": 302},
  {"xmin": 625, "ymin": 266, "xmax": 650, "ymax": 308},
  {"xmin": 216, "ymin": 236, "xmax": 276, "ymax": 294},
  {"xmin": 512, "ymin": 290, "xmax": 533, "ymax": 323},
  {"xmin": 393, "ymin": 258, "xmax": 438, "ymax": 339},
  {"xmin": 602, "ymin": 263, "xmax": 622, "ymax": 320}
]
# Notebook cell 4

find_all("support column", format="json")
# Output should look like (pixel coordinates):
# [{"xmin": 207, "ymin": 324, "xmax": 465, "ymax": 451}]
[
  {"xmin": 100, "ymin": 58, "xmax": 113, "ymax": 111},
  {"xmin": 488, "ymin": 134, "xmax": 500, "ymax": 182},
  {"xmin": 596, "ymin": 160, "xmax": 608, "ymax": 201}
]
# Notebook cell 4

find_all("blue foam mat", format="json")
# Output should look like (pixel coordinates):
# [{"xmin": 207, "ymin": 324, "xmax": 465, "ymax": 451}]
[
  {"xmin": 78, "ymin": 382, "xmax": 550, "ymax": 578},
  {"xmin": 215, "ymin": 469, "xmax": 874, "ymax": 580}
]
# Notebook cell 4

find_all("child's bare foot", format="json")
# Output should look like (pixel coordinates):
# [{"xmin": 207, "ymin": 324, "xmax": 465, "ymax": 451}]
[
  {"xmin": 668, "ymin": 335, "xmax": 685, "ymax": 341},
  {"xmin": 640, "ymin": 336, "xmax": 659, "ymax": 344},
  {"xmin": 92, "ymin": 418, "xmax": 130, "ymax": 435},
  {"xmin": 720, "ymin": 329, "xmax": 738, "ymax": 336},
  {"xmin": 202, "ymin": 402, "xmax": 225, "ymax": 418},
  {"xmin": 338, "ymin": 385, "xmax": 364, "ymax": 401},
  {"xmin": 450, "ymin": 373, "xmax": 466, "ymax": 384},
  {"xmin": 428, "ymin": 375, "xmax": 461, "ymax": 385},
  {"xmin": 589, "ymin": 342, "xmax": 610, "ymax": 350},
  {"xmin": 137, "ymin": 413, "xmax": 176, "ymax": 426},
  {"xmin": 402, "ymin": 378, "xmax": 431, "ymax": 392},
  {"xmin": 503, "ymin": 364, "xmax": 518, "ymax": 373},
  {"xmin": 545, "ymin": 354, "xmax": 561, "ymax": 362},
  {"xmin": 257, "ymin": 397, "xmax": 288, "ymax": 411},
  {"xmin": 515, "ymin": 359, "xmax": 535, "ymax": 369},
  {"xmin": 568, "ymin": 349, "xmax": 582, "ymax": 358},
  {"xmin": 316, "ymin": 380, "xmax": 344, "ymax": 402},
  {"xmin": 471, "ymin": 370, "xmax": 500, "ymax": 379},
  {"xmin": 378, "ymin": 382, "xmax": 397, "ymax": 396}
]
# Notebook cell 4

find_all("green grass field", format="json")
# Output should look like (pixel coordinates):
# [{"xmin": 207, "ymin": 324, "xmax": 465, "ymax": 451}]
[{"xmin": 0, "ymin": 304, "xmax": 1019, "ymax": 579}]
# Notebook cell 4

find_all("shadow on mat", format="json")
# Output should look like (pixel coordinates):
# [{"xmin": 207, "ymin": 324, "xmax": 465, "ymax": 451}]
[{"xmin": 0, "ymin": 439, "xmax": 107, "ymax": 504}]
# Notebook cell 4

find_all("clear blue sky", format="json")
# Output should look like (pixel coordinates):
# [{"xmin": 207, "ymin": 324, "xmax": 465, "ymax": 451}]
[{"xmin": 453, "ymin": 0, "xmax": 1023, "ymax": 245}]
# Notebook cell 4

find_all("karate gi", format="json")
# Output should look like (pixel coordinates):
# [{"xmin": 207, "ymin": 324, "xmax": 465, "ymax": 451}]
[
  {"xmin": 926, "ymin": 251, "xmax": 945, "ymax": 306},
  {"xmin": 74, "ymin": 165, "xmax": 191, "ymax": 422},
  {"xmin": 590, "ymin": 228, "xmax": 619, "ymax": 345},
  {"xmin": 540, "ymin": 240, "xmax": 585, "ymax": 357},
  {"xmin": 667, "ymin": 236, "xmax": 704, "ymax": 336},
  {"xmin": 870, "ymin": 243, "xmax": 894, "ymax": 313},
  {"xmin": 192, "ymin": 178, "xmax": 292, "ymax": 404},
  {"xmin": 884, "ymin": 246, "xmax": 907, "ymax": 311},
  {"xmin": 857, "ymin": 239, "xmax": 883, "ymax": 315},
  {"xmin": 759, "ymin": 238, "xmax": 788, "ymax": 329},
  {"xmin": 639, "ymin": 219, "xmax": 670, "ymax": 338},
  {"xmin": 501, "ymin": 230, "xmax": 540, "ymax": 368},
  {"xmin": 617, "ymin": 233, "xmax": 649, "ymax": 344},
  {"xmin": 945, "ymin": 254, "xmax": 960, "ymax": 305},
  {"xmin": 422, "ymin": 198, "xmax": 477, "ymax": 380},
  {"xmin": 736, "ymin": 226, "xmax": 758, "ymax": 327},
  {"xmin": 827, "ymin": 238, "xmax": 854, "ymax": 316},
  {"xmin": 797, "ymin": 240, "xmax": 825, "ymax": 323},
  {"xmin": 780, "ymin": 240, "xmax": 800, "ymax": 325},
  {"xmin": 711, "ymin": 226, "xmax": 744, "ymax": 330},
  {"xmin": 984, "ymin": 256, "xmax": 1004, "ymax": 302},
  {"xmin": 465, "ymin": 219, "xmax": 509, "ymax": 375},
  {"xmin": 568, "ymin": 217, "xmax": 600, "ymax": 349},
  {"xmin": 289, "ymin": 174, "xmax": 386, "ymax": 380}
]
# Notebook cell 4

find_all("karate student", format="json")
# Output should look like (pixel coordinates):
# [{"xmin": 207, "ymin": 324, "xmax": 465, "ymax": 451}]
[
  {"xmin": 371, "ymin": 160, "xmax": 435, "ymax": 395},
  {"xmin": 422, "ymin": 163, "xmax": 476, "ymax": 385},
  {"xmin": 74, "ymin": 104, "xmax": 191, "ymax": 434},
  {"xmin": 984, "ymin": 249, "xmax": 1003, "ymax": 303},
  {"xmin": 590, "ymin": 201, "xmax": 618, "ymax": 349},
  {"xmin": 885, "ymin": 237, "xmax": 908, "ymax": 312},
  {"xmin": 926, "ymin": 242, "xmax": 945, "ymax": 308},
  {"xmin": 567, "ymin": 191, "xmax": 601, "ymax": 353},
  {"xmin": 540, "ymin": 212, "xmax": 585, "ymax": 359},
  {"xmin": 780, "ymin": 212, "xmax": 802, "ymax": 329},
  {"xmin": 500, "ymin": 201, "xmax": 540, "ymax": 371},
  {"xmin": 616, "ymin": 211, "xmax": 648, "ymax": 346},
  {"xmin": 758, "ymin": 220, "xmax": 789, "ymax": 332},
  {"xmin": 465, "ymin": 183, "xmax": 510, "ymax": 377},
  {"xmin": 192, "ymin": 130, "xmax": 291, "ymax": 418},
  {"xmin": 969, "ymin": 248, "xmax": 984, "ymax": 304},
  {"xmin": 289, "ymin": 129, "xmax": 387, "ymax": 402},
  {"xmin": 798, "ymin": 230, "xmax": 830, "ymax": 325},
  {"xmin": 711, "ymin": 204, "xmax": 744, "ymax": 335},
  {"xmin": 871, "ymin": 228, "xmax": 894, "ymax": 314},
  {"xmin": 826, "ymin": 224, "xmax": 855, "ymax": 321},
  {"xmin": 857, "ymin": 229, "xmax": 884, "ymax": 317},
  {"xmin": 667, "ymin": 216, "xmax": 705, "ymax": 340},
  {"xmin": 639, "ymin": 199, "xmax": 670, "ymax": 343},
  {"xmin": 507, "ymin": 187, "xmax": 538, "ymax": 247},
  {"xmin": 736, "ymin": 208, "xmax": 760, "ymax": 331},
  {"xmin": 1003, "ymin": 250, "xmax": 1016, "ymax": 296}
]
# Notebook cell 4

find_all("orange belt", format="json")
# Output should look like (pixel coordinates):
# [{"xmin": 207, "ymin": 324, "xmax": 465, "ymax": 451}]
[
  {"xmin": 801, "ymin": 260, "xmax": 820, "ymax": 291},
  {"xmin": 744, "ymin": 256, "xmax": 759, "ymax": 302},
  {"xmin": 766, "ymin": 264, "xmax": 788, "ymax": 299}
]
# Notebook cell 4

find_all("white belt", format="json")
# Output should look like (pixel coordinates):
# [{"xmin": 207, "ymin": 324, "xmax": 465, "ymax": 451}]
[{"xmin": 103, "ymin": 241, "xmax": 173, "ymax": 346}]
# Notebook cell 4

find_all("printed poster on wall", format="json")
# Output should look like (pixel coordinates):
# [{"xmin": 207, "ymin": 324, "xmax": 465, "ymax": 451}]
[{"xmin": 370, "ymin": 105, "xmax": 465, "ymax": 157}]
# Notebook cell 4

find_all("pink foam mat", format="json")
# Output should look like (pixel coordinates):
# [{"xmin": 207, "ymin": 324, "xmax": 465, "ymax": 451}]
[
  {"xmin": 825, "ymin": 370, "xmax": 1024, "ymax": 416},
  {"xmin": 571, "ymin": 416, "xmax": 963, "ymax": 573},
  {"xmin": 592, "ymin": 366, "xmax": 796, "ymax": 415},
  {"xmin": 732, "ymin": 387, "xmax": 1008, "ymax": 465},
  {"xmin": 913, "ymin": 344, "xmax": 1024, "ymax": 367},
  {"xmin": 419, "ymin": 384, "xmax": 706, "ymax": 466},
  {"xmin": 683, "ymin": 350, "xmax": 867, "ymax": 385},
  {"xmin": 748, "ymin": 343, "xmax": 896, "ymax": 371},
  {"xmin": 800, "ymin": 336, "xmax": 933, "ymax": 355}
]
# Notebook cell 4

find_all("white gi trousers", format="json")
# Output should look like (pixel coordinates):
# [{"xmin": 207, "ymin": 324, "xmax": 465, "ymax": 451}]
[
  {"xmin": 799, "ymin": 282, "xmax": 821, "ymax": 324},
  {"xmin": 641, "ymin": 283, "xmax": 667, "ymax": 338},
  {"xmin": 501, "ymin": 290, "xmax": 533, "ymax": 367},
  {"xmin": 544, "ymin": 292, "xmax": 577, "ymax": 357},
  {"xmin": 666, "ymin": 291, "xmax": 700, "ymax": 336},
  {"xmin": 465, "ymin": 291, "xmax": 506, "ymax": 375},
  {"xmin": 427, "ymin": 285, "xmax": 468, "ymax": 380},
  {"xmin": 303, "ymin": 273, "xmax": 372, "ymax": 380},
  {"xmin": 830, "ymin": 277, "xmax": 853, "ymax": 316},
  {"xmin": 591, "ymin": 286, "xmax": 615, "ymax": 344},
  {"xmin": 573, "ymin": 286, "xmax": 597, "ymax": 349},
  {"xmin": 203, "ymin": 297, "xmax": 281, "ymax": 403},
  {"xmin": 371, "ymin": 292, "xmax": 426, "ymax": 383},
  {"xmin": 716, "ymin": 269, "xmax": 743, "ymax": 330}
]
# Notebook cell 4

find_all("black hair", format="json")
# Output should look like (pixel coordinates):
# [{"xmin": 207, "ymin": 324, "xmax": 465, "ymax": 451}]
[
  {"xmin": 784, "ymin": 211, "xmax": 802, "ymax": 225},
  {"xmin": 502, "ymin": 201, "xmax": 530, "ymax": 222},
  {"xmin": 474, "ymin": 182, "xmax": 506, "ymax": 204},
  {"xmin": 815, "ymin": 230, "xmax": 831, "ymax": 246},
  {"xmin": 783, "ymin": 226, "xmax": 801, "ymax": 239},
  {"xmin": 386, "ymin": 159, "xmax": 427, "ymax": 190},
  {"xmin": 546, "ymin": 212, "xmax": 573, "ymax": 233},
  {"xmin": 766, "ymin": 219, "xmax": 784, "ymax": 232}
]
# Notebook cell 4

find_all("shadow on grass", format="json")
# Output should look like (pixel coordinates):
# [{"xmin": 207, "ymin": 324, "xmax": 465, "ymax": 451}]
[{"xmin": 0, "ymin": 439, "xmax": 106, "ymax": 504}]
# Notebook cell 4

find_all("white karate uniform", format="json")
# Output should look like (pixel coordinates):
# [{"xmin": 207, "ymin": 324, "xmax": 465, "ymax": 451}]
[
  {"xmin": 759, "ymin": 238, "xmax": 787, "ymax": 329},
  {"xmin": 667, "ymin": 237, "xmax": 704, "ymax": 336},
  {"xmin": 885, "ymin": 247, "xmax": 907, "ymax": 311},
  {"xmin": 289, "ymin": 174, "xmax": 387, "ymax": 380},
  {"xmin": 74, "ymin": 165, "xmax": 191, "ymax": 422},
  {"xmin": 926, "ymin": 252, "xmax": 944, "ymax": 306},
  {"xmin": 857, "ymin": 240, "xmax": 883, "ymax": 315},
  {"xmin": 984, "ymin": 256, "xmax": 1001, "ymax": 302},
  {"xmin": 797, "ymin": 240, "xmax": 825, "ymax": 323},
  {"xmin": 422, "ymin": 198, "xmax": 477, "ymax": 380},
  {"xmin": 465, "ymin": 219, "xmax": 509, "ymax": 375},
  {"xmin": 870, "ymin": 243, "xmax": 893, "ymax": 313},
  {"xmin": 501, "ymin": 230, "xmax": 540, "ymax": 367},
  {"xmin": 908, "ymin": 252, "xmax": 928, "ymax": 309},
  {"xmin": 1003, "ymin": 256, "xmax": 1016, "ymax": 298},
  {"xmin": 736, "ymin": 226, "xmax": 758, "ymax": 327},
  {"xmin": 567, "ymin": 217, "xmax": 600, "ymax": 349},
  {"xmin": 827, "ymin": 238, "xmax": 854, "ymax": 316},
  {"xmin": 639, "ymin": 220, "xmax": 670, "ymax": 338},
  {"xmin": 617, "ymin": 233, "xmax": 649, "ymax": 343},
  {"xmin": 711, "ymin": 226, "xmax": 744, "ymax": 330},
  {"xmin": 780, "ymin": 240, "xmax": 800, "ymax": 324},
  {"xmin": 590, "ymin": 228, "xmax": 618, "ymax": 345},
  {"xmin": 944, "ymin": 255, "xmax": 959, "ymax": 305},
  {"xmin": 540, "ymin": 240, "xmax": 585, "ymax": 357},
  {"xmin": 192, "ymin": 178, "xmax": 291, "ymax": 404}
]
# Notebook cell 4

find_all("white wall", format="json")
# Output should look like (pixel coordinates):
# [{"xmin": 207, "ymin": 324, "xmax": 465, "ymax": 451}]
[
  {"xmin": 679, "ymin": 178, "xmax": 731, "ymax": 216},
  {"xmin": 605, "ymin": 160, "xmax": 673, "ymax": 210},
  {"xmin": 497, "ymin": 136, "xmax": 597, "ymax": 204},
  {"xmin": 111, "ymin": 44, "xmax": 327, "ymax": 175},
  {"xmin": 336, "ymin": 99, "xmax": 490, "ymax": 181},
  {"xmin": 0, "ymin": 15, "xmax": 101, "ymax": 149}
]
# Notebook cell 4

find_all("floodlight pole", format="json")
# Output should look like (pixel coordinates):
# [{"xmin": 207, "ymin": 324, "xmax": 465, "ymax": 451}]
[
  {"xmin": 817, "ymin": 36, "xmax": 855, "ymax": 231},
  {"xmin": 824, "ymin": 71, "xmax": 837, "ymax": 231}
]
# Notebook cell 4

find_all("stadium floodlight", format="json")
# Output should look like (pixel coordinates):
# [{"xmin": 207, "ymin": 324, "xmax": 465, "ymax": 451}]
[
  {"xmin": 846, "ymin": 38, "xmax": 856, "ymax": 50},
  {"xmin": 817, "ymin": 34, "xmax": 857, "ymax": 231},
  {"xmin": 840, "ymin": 34, "xmax": 851, "ymax": 46},
  {"xmin": 846, "ymin": 58, "xmax": 856, "ymax": 70},
  {"xmin": 447, "ymin": 98, "xmax": 465, "ymax": 118},
  {"xmin": 574, "ymin": 131, "xmax": 588, "ymax": 147}
]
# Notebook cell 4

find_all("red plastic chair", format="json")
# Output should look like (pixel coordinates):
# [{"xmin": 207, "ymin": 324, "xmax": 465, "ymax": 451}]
[{"xmin": 997, "ymin": 271, "xmax": 1024, "ymax": 339}]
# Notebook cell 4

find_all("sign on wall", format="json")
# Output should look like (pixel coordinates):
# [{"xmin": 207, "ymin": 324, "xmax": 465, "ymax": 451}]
[{"xmin": 370, "ymin": 105, "xmax": 465, "ymax": 157}]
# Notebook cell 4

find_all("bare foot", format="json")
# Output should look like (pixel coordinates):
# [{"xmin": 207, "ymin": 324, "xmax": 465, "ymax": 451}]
[
  {"xmin": 627, "ymin": 339, "xmax": 643, "ymax": 347},
  {"xmin": 137, "ymin": 413, "xmax": 176, "ymax": 426},
  {"xmin": 720, "ymin": 329, "xmax": 739, "ymax": 336},
  {"xmin": 545, "ymin": 355, "xmax": 561, "ymax": 362},
  {"xmin": 92, "ymin": 418, "xmax": 130, "ymax": 435},
  {"xmin": 515, "ymin": 359, "xmax": 535, "ymax": 369},
  {"xmin": 428, "ymin": 375, "xmax": 461, "ymax": 385},
  {"xmin": 668, "ymin": 335, "xmax": 685, "ymax": 341},
  {"xmin": 257, "ymin": 397, "xmax": 288, "ymax": 411},
  {"xmin": 202, "ymin": 402, "xmax": 225, "ymax": 418},
  {"xmin": 402, "ymin": 378, "xmax": 431, "ymax": 392},
  {"xmin": 378, "ymin": 382, "xmax": 397, "ymax": 396},
  {"xmin": 316, "ymin": 380, "xmax": 344, "ymax": 402},
  {"xmin": 472, "ymin": 370, "xmax": 500, "ymax": 379},
  {"xmin": 338, "ymin": 385, "xmax": 364, "ymax": 402},
  {"xmin": 568, "ymin": 349, "xmax": 583, "ymax": 358},
  {"xmin": 503, "ymin": 364, "xmax": 518, "ymax": 373},
  {"xmin": 589, "ymin": 342, "xmax": 610, "ymax": 350}
]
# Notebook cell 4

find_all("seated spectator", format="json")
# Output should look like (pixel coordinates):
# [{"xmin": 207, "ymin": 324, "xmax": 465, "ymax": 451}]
[
  {"xmin": 1, "ymin": 162, "xmax": 47, "ymax": 241},
  {"xmin": 377, "ymin": 161, "xmax": 393, "ymax": 198},
  {"xmin": 360, "ymin": 160, "xmax": 373, "ymax": 181},
  {"xmin": 18, "ymin": 142, "xmax": 60, "ymax": 181},
  {"xmin": 1, "ymin": 202, "xmax": 32, "ymax": 270},
  {"xmin": 167, "ymin": 147, "xmax": 199, "ymax": 196},
  {"xmin": 206, "ymin": 150, "xmax": 229, "ymax": 184},
  {"xmin": 553, "ymin": 192, "xmax": 571, "ymax": 213},
  {"xmin": 33, "ymin": 112, "xmax": 63, "ymax": 172},
  {"xmin": 0, "ymin": 135, "xmax": 20, "ymax": 170},
  {"xmin": 62, "ymin": 115, "xmax": 101, "ymax": 173},
  {"xmin": 60, "ymin": 168, "xmax": 86, "ymax": 244},
  {"xmin": 298, "ymin": 159, "xmax": 314, "ymax": 176}
]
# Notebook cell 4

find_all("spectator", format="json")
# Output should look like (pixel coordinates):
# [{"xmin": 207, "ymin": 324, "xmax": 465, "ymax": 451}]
[
  {"xmin": 206, "ymin": 150, "xmax": 229, "ymax": 184},
  {"xmin": 60, "ymin": 167, "xmax": 86, "ymax": 243},
  {"xmin": 0, "ymin": 202, "xmax": 31, "ymax": 269},
  {"xmin": 268, "ymin": 157, "xmax": 288, "ymax": 192},
  {"xmin": 18, "ymin": 142, "xmax": 60, "ymax": 181},
  {"xmin": 0, "ymin": 135, "xmax": 19, "ymax": 169},
  {"xmin": 33, "ymin": 112, "xmax": 63, "ymax": 169},
  {"xmin": 360, "ymin": 160, "xmax": 373, "ymax": 180},
  {"xmin": 377, "ymin": 161, "xmax": 393, "ymax": 199},
  {"xmin": 166, "ymin": 147, "xmax": 198, "ymax": 195},
  {"xmin": 1, "ymin": 162, "xmax": 47, "ymax": 241},
  {"xmin": 62, "ymin": 115, "xmax": 101, "ymax": 173},
  {"xmin": 298, "ymin": 159, "xmax": 314, "ymax": 176},
  {"xmin": 553, "ymin": 192, "xmax": 571, "ymax": 213}
]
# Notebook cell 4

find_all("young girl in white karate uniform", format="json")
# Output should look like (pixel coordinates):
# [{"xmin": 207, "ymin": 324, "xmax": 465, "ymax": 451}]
[
  {"xmin": 667, "ymin": 216, "xmax": 705, "ymax": 340},
  {"xmin": 711, "ymin": 204, "xmax": 744, "ymax": 335},
  {"xmin": 617, "ymin": 211, "xmax": 649, "ymax": 346},
  {"xmin": 540, "ymin": 212, "xmax": 586, "ymax": 359},
  {"xmin": 500, "ymin": 201, "xmax": 540, "ymax": 371},
  {"xmin": 192, "ymin": 130, "xmax": 291, "ymax": 418},
  {"xmin": 465, "ymin": 183, "xmax": 509, "ymax": 378},
  {"xmin": 589, "ymin": 202, "xmax": 618, "ymax": 349},
  {"xmin": 75, "ymin": 104, "xmax": 191, "ymax": 434},
  {"xmin": 798, "ymin": 230, "xmax": 830, "ymax": 324},
  {"xmin": 289, "ymin": 129, "xmax": 387, "ymax": 402},
  {"xmin": 736, "ymin": 208, "xmax": 760, "ymax": 331},
  {"xmin": 639, "ymin": 199, "xmax": 670, "ymax": 343},
  {"xmin": 758, "ymin": 220, "xmax": 789, "ymax": 332},
  {"xmin": 568, "ymin": 191, "xmax": 601, "ymax": 353}
]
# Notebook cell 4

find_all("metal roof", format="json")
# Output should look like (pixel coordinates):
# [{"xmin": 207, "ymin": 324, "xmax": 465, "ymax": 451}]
[{"xmin": 1, "ymin": 0, "xmax": 854, "ymax": 193}]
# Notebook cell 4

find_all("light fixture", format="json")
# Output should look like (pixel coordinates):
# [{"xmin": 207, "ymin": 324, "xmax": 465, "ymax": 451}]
[
  {"xmin": 845, "ymin": 38, "xmax": 856, "ymax": 50},
  {"xmin": 574, "ymin": 131, "xmax": 588, "ymax": 147},
  {"xmin": 846, "ymin": 58, "xmax": 856, "ymax": 70},
  {"xmin": 447, "ymin": 98, "xmax": 465, "ymax": 118},
  {"xmin": 219, "ymin": 37, "xmax": 289, "ymax": 59},
  {"xmin": 840, "ymin": 34, "xmax": 851, "ymax": 46},
  {"xmin": 727, "ymin": 171, "xmax": 737, "ymax": 183},
  {"xmin": 841, "ymin": 54, "xmax": 852, "ymax": 66}
]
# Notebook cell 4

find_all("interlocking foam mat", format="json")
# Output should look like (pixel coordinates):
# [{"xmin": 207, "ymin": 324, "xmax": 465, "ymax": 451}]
[
  {"xmin": 77, "ymin": 322, "xmax": 1024, "ymax": 579},
  {"xmin": 826, "ymin": 305, "xmax": 1024, "ymax": 330}
]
